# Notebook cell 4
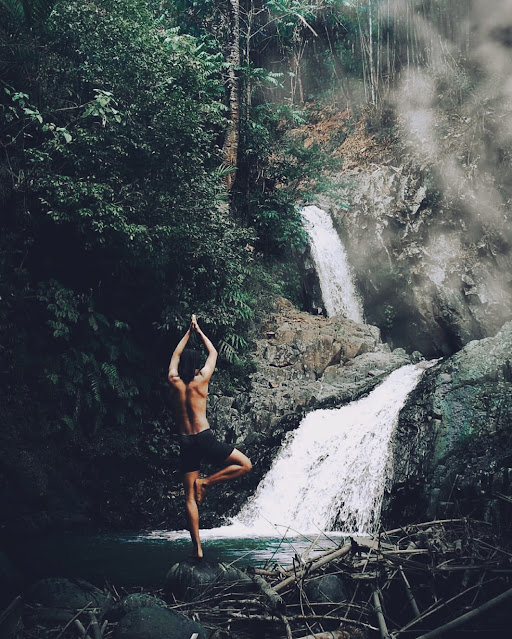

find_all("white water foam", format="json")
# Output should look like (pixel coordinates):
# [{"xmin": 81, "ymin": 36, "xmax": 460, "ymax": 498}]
[
  {"xmin": 302, "ymin": 205, "xmax": 364, "ymax": 322},
  {"xmin": 232, "ymin": 362, "xmax": 432, "ymax": 536}
]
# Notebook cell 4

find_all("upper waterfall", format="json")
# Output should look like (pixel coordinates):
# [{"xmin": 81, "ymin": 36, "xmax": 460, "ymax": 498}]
[
  {"xmin": 302, "ymin": 205, "xmax": 364, "ymax": 323},
  {"xmin": 232, "ymin": 362, "xmax": 432, "ymax": 536}
]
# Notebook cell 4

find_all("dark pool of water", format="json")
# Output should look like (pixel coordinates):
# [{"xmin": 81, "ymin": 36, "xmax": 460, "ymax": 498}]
[{"xmin": 7, "ymin": 529, "xmax": 347, "ymax": 588}]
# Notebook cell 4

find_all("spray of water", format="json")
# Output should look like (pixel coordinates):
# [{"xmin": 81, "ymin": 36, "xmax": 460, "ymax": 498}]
[
  {"xmin": 302, "ymin": 205, "xmax": 364, "ymax": 323},
  {"xmin": 233, "ymin": 362, "xmax": 431, "ymax": 536}
]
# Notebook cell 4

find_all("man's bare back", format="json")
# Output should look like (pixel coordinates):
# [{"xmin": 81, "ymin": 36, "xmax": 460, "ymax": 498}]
[{"xmin": 169, "ymin": 373, "xmax": 210, "ymax": 434}]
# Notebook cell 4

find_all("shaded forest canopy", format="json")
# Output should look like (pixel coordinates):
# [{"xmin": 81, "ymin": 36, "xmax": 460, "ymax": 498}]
[{"xmin": 1, "ymin": 0, "xmax": 510, "ymax": 531}]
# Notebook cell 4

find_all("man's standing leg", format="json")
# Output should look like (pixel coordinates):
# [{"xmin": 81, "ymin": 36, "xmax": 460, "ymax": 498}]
[{"xmin": 183, "ymin": 471, "xmax": 203, "ymax": 559}]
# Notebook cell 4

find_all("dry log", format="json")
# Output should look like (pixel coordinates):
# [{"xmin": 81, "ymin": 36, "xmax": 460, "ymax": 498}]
[
  {"xmin": 296, "ymin": 631, "xmax": 348, "ymax": 639},
  {"xmin": 398, "ymin": 566, "xmax": 420, "ymax": 618},
  {"xmin": 254, "ymin": 568, "xmax": 280, "ymax": 577},
  {"xmin": 250, "ymin": 573, "xmax": 284, "ymax": 611},
  {"xmin": 274, "ymin": 543, "xmax": 352, "ymax": 593},
  {"xmin": 382, "ymin": 518, "xmax": 490, "ymax": 537},
  {"xmin": 373, "ymin": 589, "xmax": 390, "ymax": 639},
  {"xmin": 415, "ymin": 586, "xmax": 512, "ymax": 639}
]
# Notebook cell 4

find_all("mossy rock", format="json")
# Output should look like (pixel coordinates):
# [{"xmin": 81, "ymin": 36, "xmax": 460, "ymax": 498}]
[{"xmin": 165, "ymin": 559, "xmax": 253, "ymax": 602}]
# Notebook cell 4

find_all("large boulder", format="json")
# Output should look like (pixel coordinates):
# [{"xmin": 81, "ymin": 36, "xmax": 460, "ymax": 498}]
[
  {"xmin": 112, "ymin": 605, "xmax": 207, "ymax": 639},
  {"xmin": 383, "ymin": 321, "xmax": 512, "ymax": 527},
  {"xmin": 25, "ymin": 577, "xmax": 107, "ymax": 626},
  {"xmin": 106, "ymin": 593, "xmax": 168, "ymax": 622},
  {"xmin": 165, "ymin": 559, "xmax": 253, "ymax": 602}
]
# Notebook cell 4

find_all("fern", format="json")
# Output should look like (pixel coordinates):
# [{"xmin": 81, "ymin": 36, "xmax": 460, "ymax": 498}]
[{"xmin": 0, "ymin": 0, "xmax": 57, "ymax": 30}]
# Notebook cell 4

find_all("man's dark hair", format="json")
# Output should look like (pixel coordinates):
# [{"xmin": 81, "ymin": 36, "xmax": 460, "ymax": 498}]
[{"xmin": 179, "ymin": 349, "xmax": 202, "ymax": 384}]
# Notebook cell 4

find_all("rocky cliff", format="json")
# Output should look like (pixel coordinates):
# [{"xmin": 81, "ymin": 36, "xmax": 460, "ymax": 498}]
[
  {"xmin": 307, "ymin": 119, "xmax": 512, "ymax": 358},
  {"xmin": 204, "ymin": 297, "xmax": 414, "ymax": 525},
  {"xmin": 382, "ymin": 320, "xmax": 512, "ymax": 530}
]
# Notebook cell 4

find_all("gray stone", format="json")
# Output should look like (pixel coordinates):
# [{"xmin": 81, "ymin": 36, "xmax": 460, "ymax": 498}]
[
  {"xmin": 305, "ymin": 574, "xmax": 348, "ymax": 605},
  {"xmin": 383, "ymin": 321, "xmax": 512, "ymax": 528},
  {"xmin": 113, "ymin": 606, "xmax": 207, "ymax": 639},
  {"xmin": 165, "ymin": 559, "xmax": 253, "ymax": 602},
  {"xmin": 26, "ymin": 577, "xmax": 106, "ymax": 609},
  {"xmin": 106, "ymin": 593, "xmax": 168, "ymax": 622}
]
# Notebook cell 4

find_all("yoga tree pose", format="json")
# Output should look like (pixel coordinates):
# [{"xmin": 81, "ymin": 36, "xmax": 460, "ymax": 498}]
[{"xmin": 168, "ymin": 315, "xmax": 252, "ymax": 558}]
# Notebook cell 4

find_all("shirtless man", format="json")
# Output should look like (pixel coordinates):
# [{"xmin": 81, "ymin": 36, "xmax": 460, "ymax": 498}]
[{"xmin": 168, "ymin": 315, "xmax": 252, "ymax": 558}]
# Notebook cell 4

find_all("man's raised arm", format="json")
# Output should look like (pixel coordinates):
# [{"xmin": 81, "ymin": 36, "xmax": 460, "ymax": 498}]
[
  {"xmin": 168, "ymin": 324, "xmax": 192, "ymax": 382},
  {"xmin": 192, "ymin": 316, "xmax": 217, "ymax": 379}
]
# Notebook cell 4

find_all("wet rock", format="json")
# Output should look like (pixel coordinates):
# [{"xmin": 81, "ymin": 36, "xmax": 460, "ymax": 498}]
[
  {"xmin": 112, "ymin": 605, "xmax": 207, "ymax": 639},
  {"xmin": 165, "ymin": 559, "xmax": 253, "ymax": 602},
  {"xmin": 26, "ymin": 576, "xmax": 106, "ymax": 609},
  {"xmin": 319, "ymin": 161, "xmax": 512, "ymax": 357},
  {"xmin": 106, "ymin": 593, "xmax": 168, "ymax": 622},
  {"xmin": 383, "ymin": 321, "xmax": 512, "ymax": 528},
  {"xmin": 25, "ymin": 577, "xmax": 107, "ymax": 626},
  {"xmin": 305, "ymin": 574, "xmax": 348, "ymax": 605}
]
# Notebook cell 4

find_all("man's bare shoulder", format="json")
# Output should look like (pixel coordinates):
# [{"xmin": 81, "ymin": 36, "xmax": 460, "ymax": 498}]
[{"xmin": 169, "ymin": 375, "xmax": 187, "ymax": 391}]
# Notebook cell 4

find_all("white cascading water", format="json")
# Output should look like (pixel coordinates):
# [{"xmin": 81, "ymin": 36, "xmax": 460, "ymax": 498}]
[
  {"xmin": 302, "ymin": 205, "xmax": 364, "ymax": 323},
  {"xmin": 232, "ymin": 362, "xmax": 430, "ymax": 536}
]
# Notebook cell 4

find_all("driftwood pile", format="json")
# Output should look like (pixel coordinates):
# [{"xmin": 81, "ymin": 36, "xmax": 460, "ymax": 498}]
[
  {"xmin": 164, "ymin": 518, "xmax": 512, "ymax": 639},
  {"xmin": 6, "ymin": 518, "xmax": 512, "ymax": 638}
]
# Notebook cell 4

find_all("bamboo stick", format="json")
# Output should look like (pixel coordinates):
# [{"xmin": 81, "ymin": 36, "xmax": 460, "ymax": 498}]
[
  {"xmin": 398, "ymin": 566, "xmax": 421, "ymax": 618},
  {"xmin": 279, "ymin": 613, "xmax": 293, "ymax": 639},
  {"xmin": 415, "ymin": 587, "xmax": 512, "ymax": 639},
  {"xmin": 373, "ymin": 589, "xmax": 390, "ymax": 639},
  {"xmin": 392, "ymin": 580, "xmax": 492, "ymax": 635}
]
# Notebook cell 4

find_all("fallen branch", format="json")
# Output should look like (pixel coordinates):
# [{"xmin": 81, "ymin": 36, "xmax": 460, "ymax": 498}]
[
  {"xmin": 398, "ymin": 566, "xmax": 421, "ymax": 618},
  {"xmin": 54, "ymin": 601, "xmax": 94, "ymax": 639},
  {"xmin": 274, "ymin": 543, "xmax": 352, "ymax": 593},
  {"xmin": 296, "ymin": 631, "xmax": 348, "ymax": 639},
  {"xmin": 279, "ymin": 613, "xmax": 293, "ymax": 639},
  {"xmin": 228, "ymin": 611, "xmax": 377, "ymax": 631},
  {"xmin": 415, "ymin": 586, "xmax": 512, "ymax": 639},
  {"xmin": 373, "ymin": 589, "xmax": 390, "ymax": 639},
  {"xmin": 250, "ymin": 573, "xmax": 284, "ymax": 611}
]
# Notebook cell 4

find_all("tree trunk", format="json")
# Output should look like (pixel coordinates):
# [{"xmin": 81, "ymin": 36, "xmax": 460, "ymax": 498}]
[{"xmin": 223, "ymin": 0, "xmax": 240, "ymax": 191}]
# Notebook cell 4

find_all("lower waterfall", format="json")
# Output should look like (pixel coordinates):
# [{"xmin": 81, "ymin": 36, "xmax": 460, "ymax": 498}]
[{"xmin": 231, "ymin": 362, "xmax": 431, "ymax": 536}]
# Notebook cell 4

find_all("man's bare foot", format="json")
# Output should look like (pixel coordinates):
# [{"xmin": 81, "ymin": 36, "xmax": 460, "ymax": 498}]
[{"xmin": 194, "ymin": 478, "xmax": 207, "ymax": 504}]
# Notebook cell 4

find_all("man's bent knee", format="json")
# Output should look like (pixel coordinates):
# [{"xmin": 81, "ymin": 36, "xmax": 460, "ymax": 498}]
[{"xmin": 241, "ymin": 456, "xmax": 252, "ymax": 474}]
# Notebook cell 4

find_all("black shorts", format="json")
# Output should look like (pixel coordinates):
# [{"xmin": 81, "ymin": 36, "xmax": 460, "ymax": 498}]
[{"xmin": 179, "ymin": 429, "xmax": 234, "ymax": 474}]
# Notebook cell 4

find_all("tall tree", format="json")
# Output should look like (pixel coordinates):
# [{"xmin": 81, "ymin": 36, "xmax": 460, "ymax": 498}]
[{"xmin": 223, "ymin": 0, "xmax": 241, "ymax": 190}]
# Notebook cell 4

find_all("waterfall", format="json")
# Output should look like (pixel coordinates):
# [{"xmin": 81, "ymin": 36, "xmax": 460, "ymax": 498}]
[
  {"xmin": 302, "ymin": 205, "xmax": 364, "ymax": 323},
  {"xmin": 233, "ymin": 362, "xmax": 431, "ymax": 536}
]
